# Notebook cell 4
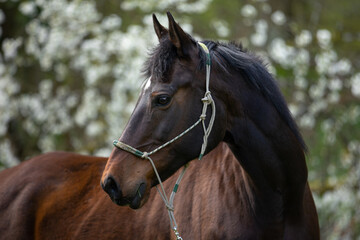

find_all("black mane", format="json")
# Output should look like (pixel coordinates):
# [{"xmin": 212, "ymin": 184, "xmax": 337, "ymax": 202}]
[{"xmin": 143, "ymin": 40, "xmax": 306, "ymax": 151}]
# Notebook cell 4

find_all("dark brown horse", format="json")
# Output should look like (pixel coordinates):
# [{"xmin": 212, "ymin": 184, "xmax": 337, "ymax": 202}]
[{"xmin": 0, "ymin": 13, "xmax": 319, "ymax": 239}]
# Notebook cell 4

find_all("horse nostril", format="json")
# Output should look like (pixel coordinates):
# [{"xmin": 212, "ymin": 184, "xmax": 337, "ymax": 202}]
[{"xmin": 101, "ymin": 175, "xmax": 122, "ymax": 200}]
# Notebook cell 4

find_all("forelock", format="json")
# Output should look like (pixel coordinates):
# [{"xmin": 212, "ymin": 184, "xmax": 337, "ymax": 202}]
[{"xmin": 142, "ymin": 39, "xmax": 177, "ymax": 83}]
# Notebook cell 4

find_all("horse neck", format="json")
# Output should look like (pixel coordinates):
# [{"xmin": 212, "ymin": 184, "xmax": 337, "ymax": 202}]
[
  {"xmin": 174, "ymin": 143, "xmax": 256, "ymax": 238},
  {"xmin": 218, "ymin": 71, "xmax": 308, "ymax": 221}
]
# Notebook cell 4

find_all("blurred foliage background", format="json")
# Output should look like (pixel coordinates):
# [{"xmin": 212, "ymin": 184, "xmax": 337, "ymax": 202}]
[{"xmin": 0, "ymin": 0, "xmax": 359, "ymax": 238}]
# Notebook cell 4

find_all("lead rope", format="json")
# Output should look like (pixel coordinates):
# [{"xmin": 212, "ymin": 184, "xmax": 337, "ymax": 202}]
[{"xmin": 113, "ymin": 42, "xmax": 214, "ymax": 240}]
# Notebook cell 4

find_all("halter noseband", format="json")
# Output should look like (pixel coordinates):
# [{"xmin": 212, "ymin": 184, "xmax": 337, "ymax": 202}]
[{"xmin": 112, "ymin": 42, "xmax": 215, "ymax": 240}]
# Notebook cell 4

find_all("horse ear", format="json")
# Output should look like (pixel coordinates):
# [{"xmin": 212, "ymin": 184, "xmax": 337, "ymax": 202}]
[
  {"xmin": 167, "ymin": 12, "xmax": 195, "ymax": 58},
  {"xmin": 153, "ymin": 14, "xmax": 168, "ymax": 41}
]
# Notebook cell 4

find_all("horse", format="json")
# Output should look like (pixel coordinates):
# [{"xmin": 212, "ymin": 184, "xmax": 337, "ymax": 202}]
[{"xmin": 0, "ymin": 12, "xmax": 319, "ymax": 239}]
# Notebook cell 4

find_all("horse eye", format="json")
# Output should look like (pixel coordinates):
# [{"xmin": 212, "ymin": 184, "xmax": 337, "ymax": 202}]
[{"xmin": 156, "ymin": 95, "xmax": 171, "ymax": 106}]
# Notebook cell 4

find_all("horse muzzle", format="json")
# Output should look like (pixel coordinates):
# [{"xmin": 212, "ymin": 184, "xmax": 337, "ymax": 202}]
[{"xmin": 101, "ymin": 175, "xmax": 147, "ymax": 209}]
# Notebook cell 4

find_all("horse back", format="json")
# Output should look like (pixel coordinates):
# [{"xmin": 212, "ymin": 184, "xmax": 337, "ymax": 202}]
[{"xmin": 0, "ymin": 152, "xmax": 107, "ymax": 240}]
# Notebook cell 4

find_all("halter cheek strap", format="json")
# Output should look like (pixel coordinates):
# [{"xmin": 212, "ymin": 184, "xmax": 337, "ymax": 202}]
[
  {"xmin": 113, "ymin": 42, "xmax": 214, "ymax": 240},
  {"xmin": 197, "ymin": 42, "xmax": 215, "ymax": 160}
]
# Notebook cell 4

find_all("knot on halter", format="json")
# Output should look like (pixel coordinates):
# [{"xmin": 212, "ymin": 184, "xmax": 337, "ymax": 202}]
[
  {"xmin": 166, "ymin": 203, "xmax": 174, "ymax": 212},
  {"xmin": 201, "ymin": 91, "xmax": 213, "ymax": 104},
  {"xmin": 141, "ymin": 152, "xmax": 149, "ymax": 159}
]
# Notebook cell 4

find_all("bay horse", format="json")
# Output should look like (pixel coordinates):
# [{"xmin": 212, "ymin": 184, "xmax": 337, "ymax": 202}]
[{"xmin": 0, "ymin": 12, "xmax": 319, "ymax": 239}]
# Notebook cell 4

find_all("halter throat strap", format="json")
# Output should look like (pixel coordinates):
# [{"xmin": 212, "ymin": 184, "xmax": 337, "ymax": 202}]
[{"xmin": 112, "ymin": 42, "xmax": 214, "ymax": 240}]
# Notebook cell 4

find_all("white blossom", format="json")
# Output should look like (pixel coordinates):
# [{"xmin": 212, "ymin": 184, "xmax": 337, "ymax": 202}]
[
  {"xmin": 350, "ymin": 73, "xmax": 360, "ymax": 97},
  {"xmin": 268, "ymin": 38, "xmax": 296, "ymax": 68},
  {"xmin": 271, "ymin": 10, "xmax": 286, "ymax": 25},
  {"xmin": 0, "ymin": 140, "xmax": 20, "ymax": 169},
  {"xmin": 211, "ymin": 20, "xmax": 230, "ymax": 38},
  {"xmin": 328, "ymin": 59, "xmax": 352, "ymax": 76},
  {"xmin": 241, "ymin": 4, "xmax": 257, "ymax": 18},
  {"xmin": 317, "ymin": 29, "xmax": 332, "ymax": 49},
  {"xmin": 315, "ymin": 49, "xmax": 337, "ymax": 74},
  {"xmin": 2, "ymin": 38, "xmax": 23, "ymax": 60},
  {"xmin": 19, "ymin": 1, "xmax": 37, "ymax": 16},
  {"xmin": 295, "ymin": 30, "xmax": 312, "ymax": 47},
  {"xmin": 299, "ymin": 114, "xmax": 315, "ymax": 129},
  {"xmin": 328, "ymin": 78, "xmax": 343, "ymax": 91},
  {"xmin": 250, "ymin": 20, "xmax": 268, "ymax": 46},
  {"xmin": 101, "ymin": 15, "xmax": 122, "ymax": 30}
]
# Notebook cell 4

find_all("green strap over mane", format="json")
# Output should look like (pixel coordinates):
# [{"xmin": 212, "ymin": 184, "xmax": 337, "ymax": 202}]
[{"xmin": 198, "ymin": 42, "xmax": 211, "ymax": 66}]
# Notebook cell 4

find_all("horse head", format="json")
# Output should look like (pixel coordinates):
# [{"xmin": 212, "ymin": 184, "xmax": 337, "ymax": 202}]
[{"xmin": 101, "ymin": 12, "xmax": 227, "ymax": 209}]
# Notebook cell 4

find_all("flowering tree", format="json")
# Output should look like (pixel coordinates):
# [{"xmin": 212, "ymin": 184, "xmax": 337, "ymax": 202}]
[{"xmin": 0, "ymin": 0, "xmax": 359, "ymax": 238}]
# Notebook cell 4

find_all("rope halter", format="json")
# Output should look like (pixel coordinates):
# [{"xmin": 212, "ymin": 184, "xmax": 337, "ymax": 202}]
[{"xmin": 112, "ymin": 42, "xmax": 215, "ymax": 240}]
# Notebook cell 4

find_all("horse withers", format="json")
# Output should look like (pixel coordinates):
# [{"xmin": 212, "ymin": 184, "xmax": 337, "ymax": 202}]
[{"xmin": 0, "ymin": 12, "xmax": 319, "ymax": 239}]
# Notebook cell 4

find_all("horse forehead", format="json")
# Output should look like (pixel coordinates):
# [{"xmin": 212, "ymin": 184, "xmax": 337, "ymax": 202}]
[
  {"xmin": 141, "ymin": 76, "xmax": 168, "ymax": 92},
  {"xmin": 142, "ymin": 61, "xmax": 195, "ymax": 92}
]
